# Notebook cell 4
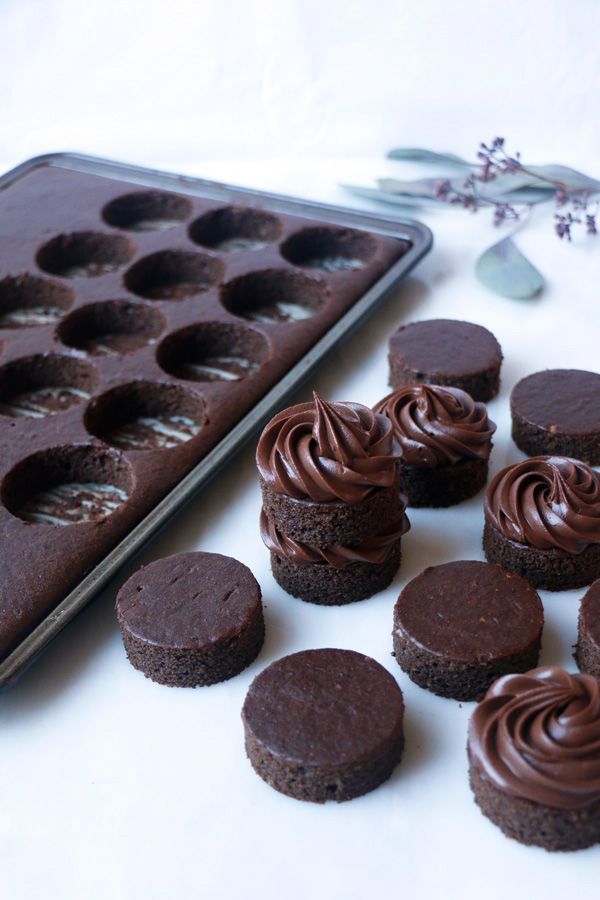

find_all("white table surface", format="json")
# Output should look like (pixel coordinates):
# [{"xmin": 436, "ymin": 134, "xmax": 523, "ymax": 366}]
[{"xmin": 2, "ymin": 1, "xmax": 600, "ymax": 895}]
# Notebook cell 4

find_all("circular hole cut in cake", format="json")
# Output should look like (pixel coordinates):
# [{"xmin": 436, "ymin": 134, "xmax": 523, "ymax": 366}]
[
  {"xmin": 189, "ymin": 206, "xmax": 282, "ymax": 253},
  {"xmin": 0, "ymin": 353, "xmax": 98, "ymax": 419},
  {"xmin": 36, "ymin": 231, "xmax": 135, "ymax": 279},
  {"xmin": 102, "ymin": 190, "xmax": 193, "ymax": 232},
  {"xmin": 0, "ymin": 274, "xmax": 74, "ymax": 328},
  {"xmin": 280, "ymin": 226, "xmax": 377, "ymax": 272},
  {"xmin": 221, "ymin": 268, "xmax": 327, "ymax": 325},
  {"xmin": 1, "ymin": 444, "xmax": 133, "ymax": 526},
  {"xmin": 124, "ymin": 250, "xmax": 224, "ymax": 300},
  {"xmin": 57, "ymin": 299, "xmax": 166, "ymax": 357},
  {"xmin": 156, "ymin": 321, "xmax": 269, "ymax": 383},
  {"xmin": 84, "ymin": 380, "xmax": 206, "ymax": 451}
]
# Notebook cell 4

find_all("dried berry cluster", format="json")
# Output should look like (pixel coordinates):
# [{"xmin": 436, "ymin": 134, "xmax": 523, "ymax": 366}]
[{"xmin": 436, "ymin": 137, "xmax": 598, "ymax": 240}]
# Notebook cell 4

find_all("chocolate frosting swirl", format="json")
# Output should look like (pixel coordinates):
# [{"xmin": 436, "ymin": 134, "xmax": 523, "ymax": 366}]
[
  {"xmin": 256, "ymin": 393, "xmax": 399, "ymax": 503},
  {"xmin": 468, "ymin": 667, "xmax": 600, "ymax": 810},
  {"xmin": 374, "ymin": 384, "xmax": 495, "ymax": 467},
  {"xmin": 260, "ymin": 506, "xmax": 410, "ymax": 568},
  {"xmin": 485, "ymin": 456, "xmax": 600, "ymax": 553}
]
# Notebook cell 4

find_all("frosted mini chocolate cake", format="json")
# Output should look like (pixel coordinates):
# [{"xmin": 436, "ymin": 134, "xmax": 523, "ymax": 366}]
[
  {"xmin": 468, "ymin": 667, "xmax": 600, "ymax": 851},
  {"xmin": 483, "ymin": 456, "xmax": 600, "ymax": 590},
  {"xmin": 375, "ymin": 383, "xmax": 496, "ymax": 507},
  {"xmin": 257, "ymin": 393, "xmax": 408, "ymax": 603}
]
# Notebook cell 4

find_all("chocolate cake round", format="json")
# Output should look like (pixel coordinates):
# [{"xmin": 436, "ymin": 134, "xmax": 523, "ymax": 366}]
[
  {"xmin": 257, "ymin": 392, "xmax": 401, "ymax": 545},
  {"xmin": 511, "ymin": 369, "xmax": 600, "ymax": 464},
  {"xmin": 260, "ymin": 508, "xmax": 409, "ymax": 604},
  {"xmin": 468, "ymin": 667, "xmax": 600, "ymax": 851},
  {"xmin": 483, "ymin": 456, "xmax": 600, "ymax": 590},
  {"xmin": 388, "ymin": 318, "xmax": 502, "ymax": 401},
  {"xmin": 116, "ymin": 552, "xmax": 264, "ymax": 687},
  {"xmin": 242, "ymin": 648, "xmax": 404, "ymax": 802},
  {"xmin": 576, "ymin": 580, "xmax": 600, "ymax": 678},
  {"xmin": 393, "ymin": 561, "xmax": 543, "ymax": 700},
  {"xmin": 374, "ymin": 384, "xmax": 496, "ymax": 507}
]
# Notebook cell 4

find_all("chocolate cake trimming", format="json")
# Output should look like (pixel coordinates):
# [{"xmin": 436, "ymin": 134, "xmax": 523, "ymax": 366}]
[
  {"xmin": 388, "ymin": 319, "xmax": 503, "ymax": 401},
  {"xmin": 576, "ymin": 580, "xmax": 600, "ymax": 678},
  {"xmin": 483, "ymin": 455, "xmax": 600, "ymax": 590},
  {"xmin": 468, "ymin": 667, "xmax": 600, "ymax": 851},
  {"xmin": 242, "ymin": 648, "xmax": 404, "ymax": 802},
  {"xmin": 374, "ymin": 384, "xmax": 496, "ymax": 507},
  {"xmin": 511, "ymin": 369, "xmax": 600, "ymax": 464},
  {"xmin": 0, "ymin": 162, "xmax": 411, "ymax": 663},
  {"xmin": 257, "ymin": 393, "xmax": 408, "ymax": 603},
  {"xmin": 116, "ymin": 552, "xmax": 264, "ymax": 687},
  {"xmin": 393, "ymin": 561, "xmax": 543, "ymax": 700}
]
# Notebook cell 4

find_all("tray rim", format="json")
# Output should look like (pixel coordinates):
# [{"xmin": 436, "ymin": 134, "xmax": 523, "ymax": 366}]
[{"xmin": 0, "ymin": 151, "xmax": 433, "ymax": 689}]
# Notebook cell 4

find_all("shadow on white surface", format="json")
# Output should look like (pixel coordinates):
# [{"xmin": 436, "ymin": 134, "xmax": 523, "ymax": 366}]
[
  {"xmin": 393, "ymin": 700, "xmax": 436, "ymax": 778},
  {"xmin": 0, "ymin": 587, "xmax": 120, "ymax": 716}
]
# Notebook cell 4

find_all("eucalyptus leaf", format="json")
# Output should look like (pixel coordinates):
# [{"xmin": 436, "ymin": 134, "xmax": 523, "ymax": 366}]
[
  {"xmin": 474, "ymin": 171, "xmax": 544, "ymax": 199},
  {"xmin": 476, "ymin": 237, "xmax": 543, "ymax": 299},
  {"xmin": 342, "ymin": 184, "xmax": 446, "ymax": 208},
  {"xmin": 376, "ymin": 177, "xmax": 446, "ymax": 196},
  {"xmin": 526, "ymin": 164, "xmax": 600, "ymax": 194},
  {"xmin": 387, "ymin": 148, "xmax": 471, "ymax": 167},
  {"xmin": 501, "ymin": 187, "xmax": 555, "ymax": 205}
]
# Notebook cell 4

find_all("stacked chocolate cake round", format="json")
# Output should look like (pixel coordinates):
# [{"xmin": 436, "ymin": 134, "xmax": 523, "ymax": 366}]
[{"xmin": 256, "ymin": 393, "xmax": 409, "ymax": 604}]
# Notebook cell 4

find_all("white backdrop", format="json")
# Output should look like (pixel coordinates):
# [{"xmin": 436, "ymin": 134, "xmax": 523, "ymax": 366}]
[
  {"xmin": 2, "ymin": 3, "xmax": 600, "ymax": 899},
  {"xmin": 1, "ymin": 0, "xmax": 599, "ymax": 170}
]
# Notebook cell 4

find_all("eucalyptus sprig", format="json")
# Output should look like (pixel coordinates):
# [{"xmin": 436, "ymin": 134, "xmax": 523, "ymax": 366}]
[{"xmin": 344, "ymin": 138, "xmax": 600, "ymax": 299}]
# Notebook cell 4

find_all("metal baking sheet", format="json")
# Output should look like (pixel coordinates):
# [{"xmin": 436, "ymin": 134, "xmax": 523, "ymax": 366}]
[{"xmin": 0, "ymin": 152, "xmax": 432, "ymax": 689}]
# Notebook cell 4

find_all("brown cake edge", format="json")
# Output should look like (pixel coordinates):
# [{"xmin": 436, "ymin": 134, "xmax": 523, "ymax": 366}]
[
  {"xmin": 243, "ymin": 723, "xmax": 404, "ymax": 803},
  {"xmin": 468, "ymin": 757, "xmax": 600, "ymax": 852},
  {"xmin": 392, "ymin": 627, "xmax": 541, "ymax": 701},
  {"xmin": 483, "ymin": 520, "xmax": 600, "ymax": 591},
  {"xmin": 388, "ymin": 360, "xmax": 500, "ymax": 403},
  {"xmin": 511, "ymin": 412, "xmax": 600, "ymax": 465},
  {"xmin": 270, "ymin": 543, "xmax": 401, "ymax": 605},
  {"xmin": 118, "ymin": 604, "xmax": 265, "ymax": 687}
]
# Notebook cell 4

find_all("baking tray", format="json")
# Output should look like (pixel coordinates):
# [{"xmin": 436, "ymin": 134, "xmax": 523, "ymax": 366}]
[{"xmin": 0, "ymin": 152, "xmax": 432, "ymax": 689}]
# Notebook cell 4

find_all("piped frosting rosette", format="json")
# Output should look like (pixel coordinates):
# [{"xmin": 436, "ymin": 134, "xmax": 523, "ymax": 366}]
[
  {"xmin": 485, "ymin": 456, "xmax": 600, "ymax": 553},
  {"xmin": 374, "ymin": 384, "xmax": 495, "ymax": 467},
  {"xmin": 257, "ymin": 393, "xmax": 399, "ymax": 503},
  {"xmin": 469, "ymin": 667, "xmax": 600, "ymax": 809}
]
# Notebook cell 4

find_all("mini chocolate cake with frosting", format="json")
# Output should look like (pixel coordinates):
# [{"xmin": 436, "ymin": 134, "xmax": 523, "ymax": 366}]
[
  {"xmin": 242, "ymin": 648, "xmax": 405, "ymax": 802},
  {"xmin": 374, "ymin": 384, "xmax": 496, "ymax": 507},
  {"xmin": 393, "ymin": 561, "xmax": 543, "ymax": 700},
  {"xmin": 257, "ymin": 392, "xmax": 401, "ymax": 545},
  {"xmin": 576, "ymin": 580, "xmax": 600, "ymax": 678},
  {"xmin": 483, "ymin": 456, "xmax": 600, "ymax": 591},
  {"xmin": 257, "ymin": 393, "xmax": 407, "ymax": 604},
  {"xmin": 116, "ymin": 551, "xmax": 264, "ymax": 687},
  {"xmin": 468, "ymin": 667, "xmax": 600, "ymax": 851},
  {"xmin": 388, "ymin": 319, "xmax": 503, "ymax": 401},
  {"xmin": 511, "ymin": 368, "xmax": 600, "ymax": 465}
]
